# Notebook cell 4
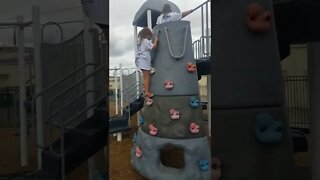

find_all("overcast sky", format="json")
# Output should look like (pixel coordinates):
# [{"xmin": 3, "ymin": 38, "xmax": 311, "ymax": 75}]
[
  {"xmin": 109, "ymin": 0, "xmax": 211, "ymax": 71},
  {"xmin": 0, "ymin": 0, "xmax": 210, "ymax": 72}
]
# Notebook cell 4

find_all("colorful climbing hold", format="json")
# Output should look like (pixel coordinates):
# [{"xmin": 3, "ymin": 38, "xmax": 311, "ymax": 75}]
[
  {"xmin": 146, "ymin": 97, "xmax": 153, "ymax": 106},
  {"xmin": 190, "ymin": 122, "xmax": 200, "ymax": 133},
  {"xmin": 187, "ymin": 62, "xmax": 196, "ymax": 72},
  {"xmin": 164, "ymin": 80, "xmax": 174, "ymax": 90},
  {"xmin": 170, "ymin": 109, "xmax": 180, "ymax": 120},
  {"xmin": 149, "ymin": 124, "xmax": 158, "ymax": 136},
  {"xmin": 135, "ymin": 146, "xmax": 142, "ymax": 158},
  {"xmin": 246, "ymin": 2, "xmax": 272, "ymax": 33},
  {"xmin": 254, "ymin": 113, "xmax": 283, "ymax": 144},
  {"xmin": 139, "ymin": 116, "xmax": 144, "ymax": 125},
  {"xmin": 199, "ymin": 159, "xmax": 209, "ymax": 171},
  {"xmin": 212, "ymin": 157, "xmax": 222, "ymax": 180},
  {"xmin": 133, "ymin": 132, "xmax": 137, "ymax": 143},
  {"xmin": 190, "ymin": 96, "xmax": 200, "ymax": 108}
]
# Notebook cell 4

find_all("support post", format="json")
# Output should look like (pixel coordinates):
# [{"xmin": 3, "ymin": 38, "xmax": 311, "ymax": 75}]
[
  {"xmin": 17, "ymin": 15, "xmax": 28, "ymax": 166},
  {"xmin": 117, "ymin": 63, "xmax": 123, "ymax": 141},
  {"xmin": 307, "ymin": 42, "xmax": 320, "ymax": 180},
  {"xmin": 32, "ymin": 6, "xmax": 44, "ymax": 170},
  {"xmin": 134, "ymin": 25, "xmax": 141, "ymax": 126},
  {"xmin": 147, "ymin": 10, "xmax": 152, "ymax": 30},
  {"xmin": 114, "ymin": 69, "xmax": 118, "ymax": 115},
  {"xmin": 207, "ymin": 75, "xmax": 211, "ymax": 137},
  {"xmin": 84, "ymin": 15, "xmax": 96, "ymax": 180}
]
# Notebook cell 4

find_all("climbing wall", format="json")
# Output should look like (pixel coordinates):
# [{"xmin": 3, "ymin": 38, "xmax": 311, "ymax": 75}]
[
  {"xmin": 212, "ymin": 0, "xmax": 295, "ymax": 179},
  {"xmin": 130, "ymin": 21, "xmax": 211, "ymax": 180}
]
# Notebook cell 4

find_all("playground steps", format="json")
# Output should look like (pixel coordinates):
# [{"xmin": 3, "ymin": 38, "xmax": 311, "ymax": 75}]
[
  {"xmin": 41, "ymin": 105, "xmax": 107, "ymax": 179},
  {"xmin": 109, "ymin": 96, "xmax": 144, "ymax": 134}
]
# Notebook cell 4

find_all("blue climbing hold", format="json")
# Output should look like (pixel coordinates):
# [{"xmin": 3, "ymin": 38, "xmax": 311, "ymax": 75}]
[
  {"xmin": 255, "ymin": 113, "xmax": 283, "ymax": 144},
  {"xmin": 190, "ymin": 96, "xmax": 200, "ymax": 108},
  {"xmin": 199, "ymin": 159, "xmax": 209, "ymax": 171},
  {"xmin": 139, "ymin": 116, "xmax": 144, "ymax": 125},
  {"xmin": 133, "ymin": 132, "xmax": 137, "ymax": 143}
]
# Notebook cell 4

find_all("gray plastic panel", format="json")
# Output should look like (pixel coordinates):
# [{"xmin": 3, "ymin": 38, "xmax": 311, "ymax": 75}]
[
  {"xmin": 212, "ymin": 107, "xmax": 295, "ymax": 180},
  {"xmin": 131, "ymin": 128, "xmax": 211, "ymax": 180},
  {"xmin": 212, "ymin": 0, "xmax": 283, "ymax": 108},
  {"xmin": 150, "ymin": 21, "xmax": 199, "ymax": 96},
  {"xmin": 141, "ymin": 96, "xmax": 206, "ymax": 139}
]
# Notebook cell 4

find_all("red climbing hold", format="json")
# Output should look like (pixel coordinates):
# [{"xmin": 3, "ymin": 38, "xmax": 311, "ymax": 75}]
[
  {"xmin": 164, "ymin": 80, "xmax": 174, "ymax": 90},
  {"xmin": 187, "ymin": 62, "xmax": 196, "ymax": 72},
  {"xmin": 246, "ymin": 3, "xmax": 272, "ymax": 33},
  {"xmin": 149, "ymin": 124, "xmax": 158, "ymax": 136},
  {"xmin": 146, "ymin": 97, "xmax": 153, "ymax": 106},
  {"xmin": 135, "ymin": 146, "xmax": 142, "ymax": 158},
  {"xmin": 190, "ymin": 122, "xmax": 200, "ymax": 133},
  {"xmin": 170, "ymin": 109, "xmax": 180, "ymax": 120}
]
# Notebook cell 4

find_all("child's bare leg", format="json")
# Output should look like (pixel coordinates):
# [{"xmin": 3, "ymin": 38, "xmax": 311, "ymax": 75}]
[{"xmin": 142, "ymin": 70, "xmax": 153, "ymax": 97}]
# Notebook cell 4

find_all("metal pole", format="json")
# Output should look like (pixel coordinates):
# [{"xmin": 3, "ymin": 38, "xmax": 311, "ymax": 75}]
[
  {"xmin": 17, "ymin": 15, "xmax": 28, "ymax": 166},
  {"xmin": 307, "ymin": 42, "xmax": 320, "ymax": 180},
  {"xmin": 117, "ymin": 63, "xmax": 123, "ymax": 141},
  {"xmin": 207, "ymin": 75, "xmax": 211, "ymax": 137},
  {"xmin": 32, "ymin": 6, "xmax": 44, "ymax": 170},
  {"xmin": 205, "ymin": 2, "xmax": 209, "ymax": 57},
  {"xmin": 84, "ymin": 15, "xmax": 96, "ymax": 180},
  {"xmin": 134, "ymin": 25, "xmax": 141, "ymax": 126},
  {"xmin": 147, "ymin": 10, "xmax": 152, "ymax": 30},
  {"xmin": 120, "ymin": 63, "xmax": 124, "ymax": 116},
  {"xmin": 201, "ymin": 6, "xmax": 204, "ymax": 58},
  {"xmin": 114, "ymin": 69, "xmax": 118, "ymax": 115}
]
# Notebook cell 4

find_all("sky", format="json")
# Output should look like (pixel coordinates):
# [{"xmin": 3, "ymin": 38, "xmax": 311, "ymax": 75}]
[
  {"xmin": 109, "ymin": 0, "xmax": 211, "ymax": 71},
  {"xmin": 0, "ymin": 0, "xmax": 210, "ymax": 72}
]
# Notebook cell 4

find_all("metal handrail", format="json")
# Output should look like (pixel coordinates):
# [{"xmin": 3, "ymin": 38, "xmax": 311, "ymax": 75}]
[
  {"xmin": 31, "ymin": 62, "xmax": 98, "ymax": 148},
  {"xmin": 62, "ymin": 94, "xmax": 106, "ymax": 127},
  {"xmin": 47, "ymin": 89, "xmax": 99, "ymax": 123},
  {"xmin": 47, "ymin": 64, "xmax": 106, "ymax": 118}
]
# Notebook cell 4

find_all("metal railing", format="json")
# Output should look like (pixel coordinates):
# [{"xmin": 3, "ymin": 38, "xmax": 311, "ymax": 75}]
[
  {"xmin": 190, "ymin": 0, "xmax": 211, "ymax": 60},
  {"xmin": 283, "ymin": 75, "xmax": 310, "ymax": 130},
  {"xmin": 193, "ymin": 35, "xmax": 211, "ymax": 59},
  {"xmin": 0, "ymin": 87, "xmax": 19, "ymax": 128}
]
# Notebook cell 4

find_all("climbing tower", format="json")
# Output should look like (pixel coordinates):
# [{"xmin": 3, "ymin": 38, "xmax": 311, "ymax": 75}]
[{"xmin": 130, "ymin": 1, "xmax": 211, "ymax": 179}]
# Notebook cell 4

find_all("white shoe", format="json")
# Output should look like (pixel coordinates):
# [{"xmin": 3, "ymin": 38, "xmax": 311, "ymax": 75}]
[{"xmin": 150, "ymin": 67, "xmax": 155, "ymax": 74}]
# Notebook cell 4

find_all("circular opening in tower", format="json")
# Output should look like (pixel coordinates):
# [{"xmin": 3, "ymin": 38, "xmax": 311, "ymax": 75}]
[{"xmin": 160, "ymin": 144, "xmax": 185, "ymax": 169}]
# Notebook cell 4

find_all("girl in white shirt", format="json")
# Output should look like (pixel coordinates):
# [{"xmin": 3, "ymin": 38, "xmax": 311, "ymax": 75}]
[
  {"xmin": 135, "ymin": 27, "xmax": 159, "ymax": 98},
  {"xmin": 156, "ymin": 4, "xmax": 194, "ymax": 25}
]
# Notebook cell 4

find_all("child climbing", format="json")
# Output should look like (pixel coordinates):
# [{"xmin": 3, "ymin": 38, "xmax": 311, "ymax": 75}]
[{"xmin": 135, "ymin": 27, "xmax": 159, "ymax": 98}]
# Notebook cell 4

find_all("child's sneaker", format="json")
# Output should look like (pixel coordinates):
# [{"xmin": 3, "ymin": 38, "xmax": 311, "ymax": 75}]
[
  {"xmin": 150, "ymin": 67, "xmax": 155, "ymax": 74},
  {"xmin": 145, "ymin": 92, "xmax": 154, "ymax": 98}
]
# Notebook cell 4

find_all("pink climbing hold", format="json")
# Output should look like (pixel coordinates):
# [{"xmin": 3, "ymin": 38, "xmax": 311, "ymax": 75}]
[
  {"xmin": 190, "ymin": 122, "xmax": 200, "ymax": 133},
  {"xmin": 135, "ymin": 146, "xmax": 142, "ymax": 158},
  {"xmin": 146, "ymin": 97, "xmax": 153, "ymax": 106},
  {"xmin": 149, "ymin": 124, "xmax": 158, "ymax": 136},
  {"xmin": 164, "ymin": 80, "xmax": 174, "ymax": 90},
  {"xmin": 187, "ymin": 62, "xmax": 196, "ymax": 72},
  {"xmin": 170, "ymin": 109, "xmax": 180, "ymax": 120}
]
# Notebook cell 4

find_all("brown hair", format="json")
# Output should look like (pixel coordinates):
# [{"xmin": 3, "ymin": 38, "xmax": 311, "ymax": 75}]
[
  {"xmin": 138, "ymin": 27, "xmax": 152, "ymax": 42},
  {"xmin": 162, "ymin": 4, "xmax": 172, "ymax": 14}
]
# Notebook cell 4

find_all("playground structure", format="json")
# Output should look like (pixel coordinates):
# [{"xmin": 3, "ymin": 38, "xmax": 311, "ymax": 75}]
[
  {"xmin": 0, "ymin": 5, "xmax": 108, "ymax": 180},
  {"xmin": 108, "ymin": 0, "xmax": 211, "ymax": 143},
  {"xmin": 108, "ymin": 0, "xmax": 212, "ymax": 179}
]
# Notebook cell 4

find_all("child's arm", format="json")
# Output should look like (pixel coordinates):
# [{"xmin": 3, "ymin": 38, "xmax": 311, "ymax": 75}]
[{"xmin": 152, "ymin": 36, "xmax": 159, "ymax": 49}]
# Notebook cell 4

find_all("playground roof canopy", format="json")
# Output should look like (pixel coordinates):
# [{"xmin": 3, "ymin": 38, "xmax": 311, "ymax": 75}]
[{"xmin": 132, "ymin": 0, "xmax": 180, "ymax": 28}]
